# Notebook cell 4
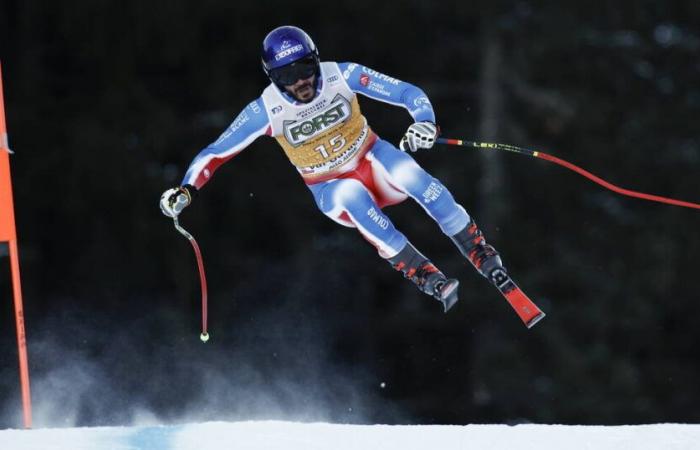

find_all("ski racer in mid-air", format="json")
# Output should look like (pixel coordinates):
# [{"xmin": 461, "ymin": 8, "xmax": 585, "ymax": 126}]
[{"xmin": 160, "ymin": 25, "xmax": 507, "ymax": 313}]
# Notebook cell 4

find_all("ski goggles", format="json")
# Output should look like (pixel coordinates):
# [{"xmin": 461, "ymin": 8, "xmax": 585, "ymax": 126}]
[{"xmin": 269, "ymin": 56, "xmax": 318, "ymax": 86}]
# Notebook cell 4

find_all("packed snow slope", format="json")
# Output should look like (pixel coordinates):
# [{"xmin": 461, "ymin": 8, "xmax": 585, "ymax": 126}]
[{"xmin": 1, "ymin": 421, "xmax": 699, "ymax": 450}]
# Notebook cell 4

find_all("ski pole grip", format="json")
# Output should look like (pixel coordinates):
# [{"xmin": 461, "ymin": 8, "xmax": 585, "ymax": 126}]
[
  {"xmin": 175, "ymin": 194, "xmax": 188, "ymax": 206},
  {"xmin": 174, "ymin": 193, "xmax": 189, "ymax": 214}
]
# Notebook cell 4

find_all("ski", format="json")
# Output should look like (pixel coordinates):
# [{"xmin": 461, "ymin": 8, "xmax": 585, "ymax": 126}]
[{"xmin": 490, "ymin": 268, "xmax": 546, "ymax": 328}]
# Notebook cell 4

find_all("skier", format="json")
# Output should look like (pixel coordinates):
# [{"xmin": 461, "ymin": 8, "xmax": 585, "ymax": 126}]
[{"xmin": 160, "ymin": 25, "xmax": 505, "ymax": 312}]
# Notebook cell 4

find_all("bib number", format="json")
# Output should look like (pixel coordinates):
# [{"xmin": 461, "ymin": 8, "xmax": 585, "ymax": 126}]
[{"xmin": 314, "ymin": 134, "xmax": 346, "ymax": 158}]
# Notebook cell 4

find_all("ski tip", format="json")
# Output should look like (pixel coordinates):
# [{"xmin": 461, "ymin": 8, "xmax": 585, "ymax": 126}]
[{"xmin": 525, "ymin": 312, "xmax": 546, "ymax": 329}]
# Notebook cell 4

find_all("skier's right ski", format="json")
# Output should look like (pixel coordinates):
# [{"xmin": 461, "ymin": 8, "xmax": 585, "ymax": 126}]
[{"xmin": 490, "ymin": 268, "xmax": 545, "ymax": 328}]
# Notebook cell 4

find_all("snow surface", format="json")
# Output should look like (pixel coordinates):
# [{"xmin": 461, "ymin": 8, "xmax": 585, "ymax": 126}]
[{"xmin": 1, "ymin": 421, "xmax": 699, "ymax": 450}]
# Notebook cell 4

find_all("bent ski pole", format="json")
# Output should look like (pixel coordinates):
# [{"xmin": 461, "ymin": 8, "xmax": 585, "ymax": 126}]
[
  {"xmin": 172, "ymin": 200, "xmax": 209, "ymax": 343},
  {"xmin": 437, "ymin": 138, "xmax": 700, "ymax": 211}
]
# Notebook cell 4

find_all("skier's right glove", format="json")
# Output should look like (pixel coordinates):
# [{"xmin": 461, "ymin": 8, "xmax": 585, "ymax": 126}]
[{"xmin": 159, "ymin": 185, "xmax": 195, "ymax": 218}]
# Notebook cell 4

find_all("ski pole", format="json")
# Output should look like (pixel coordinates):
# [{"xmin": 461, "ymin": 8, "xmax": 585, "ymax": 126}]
[
  {"xmin": 172, "ymin": 199, "xmax": 209, "ymax": 343},
  {"xmin": 437, "ymin": 138, "xmax": 700, "ymax": 211}
]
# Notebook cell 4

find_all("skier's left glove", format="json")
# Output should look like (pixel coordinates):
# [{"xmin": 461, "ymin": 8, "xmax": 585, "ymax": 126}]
[
  {"xmin": 399, "ymin": 121, "xmax": 439, "ymax": 152},
  {"xmin": 159, "ymin": 185, "xmax": 196, "ymax": 218}
]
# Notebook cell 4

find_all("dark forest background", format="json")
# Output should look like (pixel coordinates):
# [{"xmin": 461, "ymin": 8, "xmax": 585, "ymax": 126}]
[{"xmin": 1, "ymin": 0, "xmax": 699, "ymax": 428}]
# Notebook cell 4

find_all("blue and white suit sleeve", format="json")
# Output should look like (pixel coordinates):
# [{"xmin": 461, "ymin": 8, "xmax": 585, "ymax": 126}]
[
  {"xmin": 338, "ymin": 62, "xmax": 436, "ymax": 123},
  {"xmin": 182, "ymin": 98, "xmax": 270, "ymax": 190}
]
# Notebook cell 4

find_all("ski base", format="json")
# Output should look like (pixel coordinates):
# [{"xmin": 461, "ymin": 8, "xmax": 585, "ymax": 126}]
[{"xmin": 491, "ymin": 268, "xmax": 546, "ymax": 328}]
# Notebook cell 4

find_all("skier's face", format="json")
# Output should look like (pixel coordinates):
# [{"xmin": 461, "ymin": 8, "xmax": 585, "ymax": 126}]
[{"xmin": 284, "ymin": 74, "xmax": 316, "ymax": 103}]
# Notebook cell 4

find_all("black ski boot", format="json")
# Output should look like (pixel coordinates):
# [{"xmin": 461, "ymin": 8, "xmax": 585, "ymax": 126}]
[
  {"xmin": 450, "ymin": 220, "xmax": 505, "ymax": 284},
  {"xmin": 388, "ymin": 243, "xmax": 460, "ymax": 312}
]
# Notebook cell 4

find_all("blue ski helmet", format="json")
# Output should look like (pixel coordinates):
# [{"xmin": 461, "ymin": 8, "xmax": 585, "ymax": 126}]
[{"xmin": 262, "ymin": 26, "xmax": 320, "ymax": 87}]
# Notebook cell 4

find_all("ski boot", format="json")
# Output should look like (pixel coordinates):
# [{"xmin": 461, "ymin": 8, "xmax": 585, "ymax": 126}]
[
  {"xmin": 388, "ymin": 243, "xmax": 460, "ymax": 312},
  {"xmin": 450, "ymin": 220, "xmax": 506, "ymax": 285}
]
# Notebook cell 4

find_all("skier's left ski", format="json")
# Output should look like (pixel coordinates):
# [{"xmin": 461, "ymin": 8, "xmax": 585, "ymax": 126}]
[{"xmin": 490, "ymin": 268, "xmax": 545, "ymax": 328}]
